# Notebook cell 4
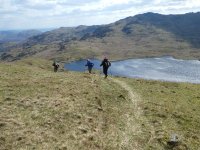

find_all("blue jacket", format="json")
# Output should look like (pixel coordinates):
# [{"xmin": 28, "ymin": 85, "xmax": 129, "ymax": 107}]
[{"xmin": 85, "ymin": 60, "xmax": 94, "ymax": 68}]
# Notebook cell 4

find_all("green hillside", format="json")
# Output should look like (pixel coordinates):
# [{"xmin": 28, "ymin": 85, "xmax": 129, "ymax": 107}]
[{"xmin": 0, "ymin": 59, "xmax": 200, "ymax": 149}]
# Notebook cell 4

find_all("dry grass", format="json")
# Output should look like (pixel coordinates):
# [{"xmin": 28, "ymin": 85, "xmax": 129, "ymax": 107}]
[
  {"xmin": 120, "ymin": 78, "xmax": 200, "ymax": 149},
  {"xmin": 0, "ymin": 59, "xmax": 139, "ymax": 150},
  {"xmin": 1, "ymin": 59, "xmax": 200, "ymax": 150}
]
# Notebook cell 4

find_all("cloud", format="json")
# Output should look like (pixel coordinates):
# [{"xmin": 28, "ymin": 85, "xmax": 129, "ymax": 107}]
[{"xmin": 0, "ymin": 0, "xmax": 200, "ymax": 30}]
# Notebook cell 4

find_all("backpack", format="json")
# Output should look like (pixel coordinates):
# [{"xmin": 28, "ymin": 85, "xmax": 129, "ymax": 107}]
[
  {"xmin": 53, "ymin": 62, "xmax": 59, "ymax": 68},
  {"xmin": 56, "ymin": 63, "xmax": 59, "ymax": 68},
  {"xmin": 105, "ymin": 61, "xmax": 111, "ymax": 68},
  {"xmin": 90, "ymin": 62, "xmax": 94, "ymax": 67}
]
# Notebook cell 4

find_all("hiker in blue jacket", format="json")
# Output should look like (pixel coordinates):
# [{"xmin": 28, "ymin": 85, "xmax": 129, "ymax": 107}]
[{"xmin": 85, "ymin": 59, "xmax": 94, "ymax": 73}]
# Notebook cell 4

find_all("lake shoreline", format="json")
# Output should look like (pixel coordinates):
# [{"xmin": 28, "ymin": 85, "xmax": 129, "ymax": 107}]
[
  {"xmin": 65, "ymin": 57, "xmax": 200, "ymax": 84},
  {"xmin": 60, "ymin": 55, "xmax": 200, "ymax": 64}
]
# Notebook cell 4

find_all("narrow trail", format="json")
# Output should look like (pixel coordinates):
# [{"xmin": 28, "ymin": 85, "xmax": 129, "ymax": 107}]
[
  {"xmin": 110, "ymin": 78, "xmax": 141, "ymax": 119},
  {"xmin": 110, "ymin": 78, "xmax": 142, "ymax": 150}
]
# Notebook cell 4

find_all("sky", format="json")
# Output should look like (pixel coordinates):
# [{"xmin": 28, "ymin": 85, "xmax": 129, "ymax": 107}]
[{"xmin": 0, "ymin": 0, "xmax": 200, "ymax": 30}]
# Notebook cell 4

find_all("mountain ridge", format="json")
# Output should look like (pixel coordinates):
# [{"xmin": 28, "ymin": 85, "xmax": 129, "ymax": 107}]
[
  {"xmin": 1, "ymin": 12, "xmax": 200, "ymax": 61},
  {"xmin": 0, "ymin": 29, "xmax": 42, "ymax": 43}
]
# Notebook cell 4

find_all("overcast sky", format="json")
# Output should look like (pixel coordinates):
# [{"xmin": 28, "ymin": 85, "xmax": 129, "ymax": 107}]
[{"xmin": 0, "ymin": 0, "xmax": 200, "ymax": 30}]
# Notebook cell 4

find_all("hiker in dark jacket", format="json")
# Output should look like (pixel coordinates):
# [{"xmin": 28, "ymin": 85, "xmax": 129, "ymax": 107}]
[
  {"xmin": 100, "ymin": 57, "xmax": 111, "ymax": 78},
  {"xmin": 85, "ymin": 59, "xmax": 94, "ymax": 73},
  {"xmin": 52, "ymin": 61, "xmax": 59, "ymax": 72}
]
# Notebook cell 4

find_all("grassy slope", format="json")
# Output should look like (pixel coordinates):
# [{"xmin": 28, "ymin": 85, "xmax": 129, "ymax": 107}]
[
  {"xmin": 0, "ymin": 59, "xmax": 139, "ymax": 150},
  {"xmin": 121, "ymin": 78, "xmax": 200, "ymax": 149},
  {"xmin": 0, "ymin": 59, "xmax": 200, "ymax": 149}
]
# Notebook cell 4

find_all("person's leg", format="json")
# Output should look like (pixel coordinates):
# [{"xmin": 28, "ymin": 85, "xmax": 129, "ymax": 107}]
[
  {"xmin": 88, "ymin": 67, "xmax": 92, "ymax": 73},
  {"xmin": 105, "ymin": 68, "xmax": 108, "ymax": 78},
  {"xmin": 103, "ymin": 68, "xmax": 106, "ymax": 77},
  {"xmin": 104, "ymin": 68, "xmax": 108, "ymax": 78},
  {"xmin": 55, "ymin": 66, "xmax": 58, "ymax": 72}
]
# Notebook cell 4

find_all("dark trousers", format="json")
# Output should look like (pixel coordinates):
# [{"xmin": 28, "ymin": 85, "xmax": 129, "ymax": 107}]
[
  {"xmin": 54, "ymin": 66, "xmax": 58, "ymax": 72},
  {"xmin": 88, "ymin": 67, "xmax": 92, "ymax": 73},
  {"xmin": 103, "ymin": 67, "xmax": 108, "ymax": 78}
]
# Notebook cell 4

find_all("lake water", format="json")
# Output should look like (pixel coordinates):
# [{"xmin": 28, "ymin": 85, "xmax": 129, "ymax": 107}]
[{"xmin": 64, "ymin": 57, "xmax": 200, "ymax": 84}]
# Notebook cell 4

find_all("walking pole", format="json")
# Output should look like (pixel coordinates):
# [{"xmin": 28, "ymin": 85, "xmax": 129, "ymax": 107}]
[
  {"xmin": 99, "ymin": 67, "xmax": 103, "ymax": 77},
  {"xmin": 84, "ymin": 66, "xmax": 87, "ymax": 73},
  {"xmin": 109, "ymin": 68, "xmax": 112, "ymax": 77}
]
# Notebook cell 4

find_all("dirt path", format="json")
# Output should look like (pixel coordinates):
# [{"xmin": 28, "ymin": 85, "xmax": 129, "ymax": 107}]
[
  {"xmin": 110, "ymin": 78, "xmax": 142, "ymax": 150},
  {"xmin": 111, "ymin": 78, "xmax": 141, "ymax": 119}
]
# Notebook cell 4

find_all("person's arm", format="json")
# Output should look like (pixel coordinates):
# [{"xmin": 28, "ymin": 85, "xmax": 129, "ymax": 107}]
[
  {"xmin": 100, "ymin": 61, "xmax": 103, "ymax": 66},
  {"xmin": 108, "ymin": 61, "xmax": 111, "ymax": 67}
]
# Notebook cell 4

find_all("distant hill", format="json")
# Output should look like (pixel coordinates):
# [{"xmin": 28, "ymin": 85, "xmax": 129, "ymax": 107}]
[
  {"xmin": 123, "ymin": 12, "xmax": 200, "ymax": 48},
  {"xmin": 0, "ymin": 30, "xmax": 42, "ymax": 55},
  {"xmin": 0, "ymin": 30, "xmax": 42, "ymax": 43},
  {"xmin": 1, "ymin": 12, "xmax": 200, "ymax": 61}
]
